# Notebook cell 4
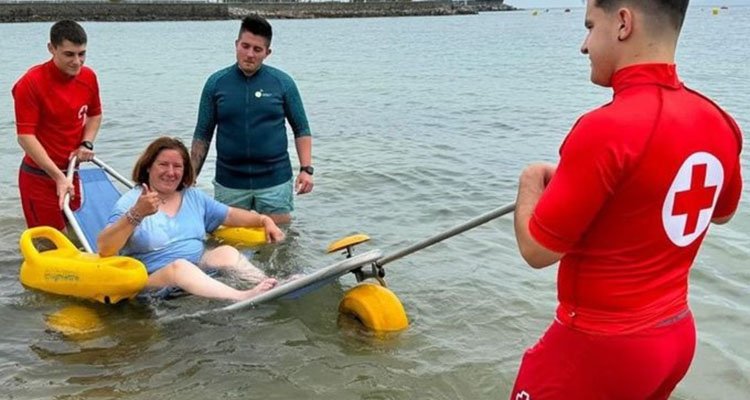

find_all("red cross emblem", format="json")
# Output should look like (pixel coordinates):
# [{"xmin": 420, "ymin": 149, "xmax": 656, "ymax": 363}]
[
  {"xmin": 672, "ymin": 164, "xmax": 717, "ymax": 235},
  {"xmin": 662, "ymin": 152, "xmax": 724, "ymax": 247}
]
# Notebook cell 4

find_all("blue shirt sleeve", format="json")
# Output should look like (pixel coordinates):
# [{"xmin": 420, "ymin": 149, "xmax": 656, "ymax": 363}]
[
  {"xmin": 192, "ymin": 188, "xmax": 229, "ymax": 232},
  {"xmin": 108, "ymin": 187, "xmax": 139, "ymax": 225}
]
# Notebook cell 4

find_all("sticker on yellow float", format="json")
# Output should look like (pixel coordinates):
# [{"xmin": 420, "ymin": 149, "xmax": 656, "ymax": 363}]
[{"xmin": 18, "ymin": 226, "xmax": 148, "ymax": 304}]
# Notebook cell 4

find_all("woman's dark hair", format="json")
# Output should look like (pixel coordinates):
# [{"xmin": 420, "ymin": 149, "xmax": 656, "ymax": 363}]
[{"xmin": 132, "ymin": 136, "xmax": 195, "ymax": 191}]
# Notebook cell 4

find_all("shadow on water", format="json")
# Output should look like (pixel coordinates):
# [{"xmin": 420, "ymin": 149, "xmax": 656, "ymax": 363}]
[
  {"xmin": 337, "ymin": 312, "xmax": 409, "ymax": 351},
  {"xmin": 29, "ymin": 301, "xmax": 161, "ymax": 366}
]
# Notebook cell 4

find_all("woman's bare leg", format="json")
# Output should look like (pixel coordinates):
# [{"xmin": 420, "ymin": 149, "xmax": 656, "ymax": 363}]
[
  {"xmin": 147, "ymin": 259, "xmax": 277, "ymax": 301},
  {"xmin": 200, "ymin": 245, "xmax": 268, "ymax": 284}
]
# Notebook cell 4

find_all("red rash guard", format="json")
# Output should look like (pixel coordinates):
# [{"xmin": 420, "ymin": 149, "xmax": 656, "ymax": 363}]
[
  {"xmin": 13, "ymin": 59, "xmax": 101, "ymax": 229},
  {"xmin": 530, "ymin": 63, "xmax": 743, "ymax": 335},
  {"xmin": 13, "ymin": 59, "xmax": 101, "ymax": 169}
]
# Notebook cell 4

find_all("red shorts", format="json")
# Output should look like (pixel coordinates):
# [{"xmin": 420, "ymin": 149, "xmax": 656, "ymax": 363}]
[
  {"xmin": 19, "ymin": 165, "xmax": 80, "ymax": 231},
  {"xmin": 509, "ymin": 311, "xmax": 695, "ymax": 400}
]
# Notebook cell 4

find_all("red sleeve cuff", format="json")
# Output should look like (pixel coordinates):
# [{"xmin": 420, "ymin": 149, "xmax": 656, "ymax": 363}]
[
  {"xmin": 529, "ymin": 215, "xmax": 573, "ymax": 254},
  {"xmin": 16, "ymin": 123, "xmax": 37, "ymax": 135}
]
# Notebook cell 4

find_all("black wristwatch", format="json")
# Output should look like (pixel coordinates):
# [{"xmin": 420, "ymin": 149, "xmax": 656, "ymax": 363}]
[
  {"xmin": 299, "ymin": 165, "xmax": 314, "ymax": 175},
  {"xmin": 80, "ymin": 140, "xmax": 94, "ymax": 150}
]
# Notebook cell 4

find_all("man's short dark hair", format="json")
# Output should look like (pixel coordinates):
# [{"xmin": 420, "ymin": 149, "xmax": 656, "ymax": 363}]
[
  {"xmin": 239, "ymin": 15, "xmax": 273, "ymax": 45},
  {"xmin": 595, "ymin": 0, "xmax": 689, "ymax": 32},
  {"xmin": 50, "ymin": 20, "xmax": 87, "ymax": 47}
]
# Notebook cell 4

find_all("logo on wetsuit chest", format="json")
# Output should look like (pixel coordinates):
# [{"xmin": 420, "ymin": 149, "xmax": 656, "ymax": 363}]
[
  {"xmin": 661, "ymin": 152, "xmax": 724, "ymax": 247},
  {"xmin": 254, "ymin": 89, "xmax": 273, "ymax": 98}
]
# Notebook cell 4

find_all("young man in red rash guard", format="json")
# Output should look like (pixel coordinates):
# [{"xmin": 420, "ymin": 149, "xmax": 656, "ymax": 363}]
[
  {"xmin": 510, "ymin": 1, "xmax": 743, "ymax": 399},
  {"xmin": 13, "ymin": 20, "xmax": 102, "ymax": 230}
]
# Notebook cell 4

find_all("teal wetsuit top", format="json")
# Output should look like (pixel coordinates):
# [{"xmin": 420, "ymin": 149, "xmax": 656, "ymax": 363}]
[{"xmin": 193, "ymin": 63, "xmax": 311, "ymax": 190}]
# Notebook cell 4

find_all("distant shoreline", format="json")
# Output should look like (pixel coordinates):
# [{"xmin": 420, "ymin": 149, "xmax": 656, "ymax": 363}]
[{"xmin": 0, "ymin": 1, "xmax": 516, "ymax": 23}]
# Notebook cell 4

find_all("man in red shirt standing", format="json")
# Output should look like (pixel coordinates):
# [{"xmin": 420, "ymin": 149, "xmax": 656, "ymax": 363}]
[
  {"xmin": 510, "ymin": 1, "xmax": 743, "ymax": 399},
  {"xmin": 13, "ymin": 20, "xmax": 102, "ymax": 231}
]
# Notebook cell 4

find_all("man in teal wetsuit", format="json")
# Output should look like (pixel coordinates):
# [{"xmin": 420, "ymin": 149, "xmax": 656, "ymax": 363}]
[{"xmin": 191, "ymin": 15, "xmax": 313, "ymax": 224}]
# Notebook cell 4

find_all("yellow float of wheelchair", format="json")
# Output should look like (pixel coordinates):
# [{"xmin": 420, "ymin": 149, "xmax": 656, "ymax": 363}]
[
  {"xmin": 328, "ymin": 234, "xmax": 409, "ymax": 332},
  {"xmin": 211, "ymin": 226, "xmax": 267, "ymax": 247},
  {"xmin": 19, "ymin": 226, "xmax": 148, "ymax": 304},
  {"xmin": 339, "ymin": 282, "xmax": 409, "ymax": 332}
]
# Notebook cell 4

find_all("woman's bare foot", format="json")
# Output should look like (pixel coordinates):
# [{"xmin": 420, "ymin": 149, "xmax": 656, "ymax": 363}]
[{"xmin": 239, "ymin": 278, "xmax": 278, "ymax": 300}]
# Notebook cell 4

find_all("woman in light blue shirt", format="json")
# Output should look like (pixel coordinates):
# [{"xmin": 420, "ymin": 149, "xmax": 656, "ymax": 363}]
[{"xmin": 98, "ymin": 137, "xmax": 284, "ymax": 302}]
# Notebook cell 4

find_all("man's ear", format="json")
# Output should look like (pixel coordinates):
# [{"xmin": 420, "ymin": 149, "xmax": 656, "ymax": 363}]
[
  {"xmin": 47, "ymin": 42, "xmax": 54, "ymax": 54},
  {"xmin": 617, "ymin": 8, "xmax": 634, "ymax": 41}
]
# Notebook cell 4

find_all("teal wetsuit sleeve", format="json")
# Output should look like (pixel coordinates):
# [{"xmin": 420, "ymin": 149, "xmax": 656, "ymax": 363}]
[
  {"xmin": 281, "ymin": 76, "xmax": 311, "ymax": 138},
  {"xmin": 193, "ymin": 74, "xmax": 219, "ymax": 143}
]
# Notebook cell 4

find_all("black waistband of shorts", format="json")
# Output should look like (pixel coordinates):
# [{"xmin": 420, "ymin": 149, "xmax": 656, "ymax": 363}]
[
  {"xmin": 655, "ymin": 309, "xmax": 692, "ymax": 328},
  {"xmin": 20, "ymin": 161, "xmax": 75, "ymax": 178}
]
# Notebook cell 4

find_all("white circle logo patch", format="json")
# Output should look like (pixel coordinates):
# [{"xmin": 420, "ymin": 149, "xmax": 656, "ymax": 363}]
[{"xmin": 662, "ymin": 152, "xmax": 723, "ymax": 247}]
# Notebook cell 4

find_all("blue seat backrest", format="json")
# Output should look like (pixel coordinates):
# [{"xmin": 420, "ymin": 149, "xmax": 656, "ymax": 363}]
[{"xmin": 73, "ymin": 167, "xmax": 124, "ymax": 253}]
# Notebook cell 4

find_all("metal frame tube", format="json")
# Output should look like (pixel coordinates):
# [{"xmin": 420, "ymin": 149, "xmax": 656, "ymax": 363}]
[{"xmin": 375, "ymin": 202, "xmax": 516, "ymax": 267}]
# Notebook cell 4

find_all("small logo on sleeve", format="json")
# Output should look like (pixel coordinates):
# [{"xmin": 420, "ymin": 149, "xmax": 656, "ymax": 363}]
[{"xmin": 662, "ymin": 152, "xmax": 723, "ymax": 247}]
